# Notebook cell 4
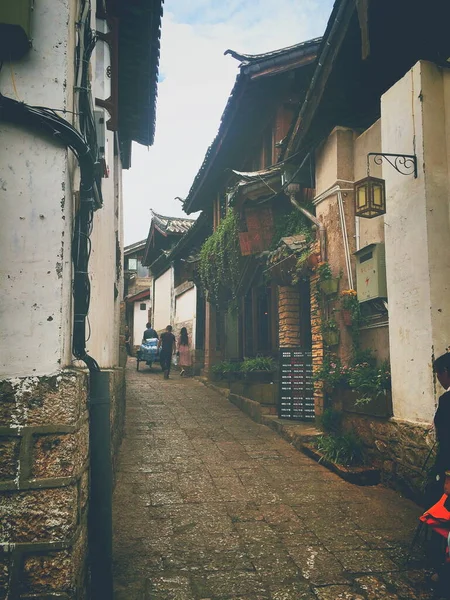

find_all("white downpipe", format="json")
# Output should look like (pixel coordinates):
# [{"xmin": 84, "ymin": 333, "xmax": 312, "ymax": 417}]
[
  {"xmin": 337, "ymin": 190, "xmax": 354, "ymax": 290},
  {"xmin": 312, "ymin": 181, "xmax": 355, "ymax": 289},
  {"xmin": 289, "ymin": 194, "xmax": 327, "ymax": 260},
  {"xmin": 355, "ymin": 216, "xmax": 361, "ymax": 251}
]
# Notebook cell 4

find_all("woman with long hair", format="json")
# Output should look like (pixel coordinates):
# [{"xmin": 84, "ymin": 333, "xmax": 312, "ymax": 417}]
[{"xmin": 177, "ymin": 326, "xmax": 191, "ymax": 376}]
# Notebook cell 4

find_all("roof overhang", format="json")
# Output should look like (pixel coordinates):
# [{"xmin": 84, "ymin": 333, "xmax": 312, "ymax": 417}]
[
  {"xmin": 283, "ymin": 0, "xmax": 450, "ymax": 160},
  {"xmin": 102, "ymin": 0, "xmax": 163, "ymax": 165},
  {"xmin": 183, "ymin": 38, "xmax": 321, "ymax": 214},
  {"xmin": 125, "ymin": 288, "xmax": 150, "ymax": 303}
]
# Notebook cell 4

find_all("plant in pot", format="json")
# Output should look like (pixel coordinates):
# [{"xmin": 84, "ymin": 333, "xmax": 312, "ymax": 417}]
[
  {"xmin": 210, "ymin": 360, "xmax": 241, "ymax": 382},
  {"xmin": 240, "ymin": 356, "xmax": 276, "ymax": 383},
  {"xmin": 322, "ymin": 317, "xmax": 340, "ymax": 347},
  {"xmin": 347, "ymin": 354, "xmax": 391, "ymax": 406},
  {"xmin": 340, "ymin": 289, "xmax": 358, "ymax": 326},
  {"xmin": 316, "ymin": 261, "xmax": 339, "ymax": 295},
  {"xmin": 313, "ymin": 354, "xmax": 349, "ymax": 393}
]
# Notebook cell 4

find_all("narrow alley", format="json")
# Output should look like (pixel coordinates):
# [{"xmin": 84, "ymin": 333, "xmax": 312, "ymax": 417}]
[{"xmin": 113, "ymin": 360, "xmax": 432, "ymax": 600}]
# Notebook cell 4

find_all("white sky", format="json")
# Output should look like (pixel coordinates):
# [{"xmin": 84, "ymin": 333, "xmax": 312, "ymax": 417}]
[{"xmin": 123, "ymin": 0, "xmax": 335, "ymax": 245}]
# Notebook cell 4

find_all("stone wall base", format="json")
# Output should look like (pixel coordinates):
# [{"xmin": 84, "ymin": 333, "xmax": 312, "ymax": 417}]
[
  {"xmin": 0, "ymin": 366, "xmax": 126, "ymax": 598},
  {"xmin": 0, "ymin": 369, "xmax": 89, "ymax": 599},
  {"xmin": 343, "ymin": 413, "xmax": 435, "ymax": 502}
]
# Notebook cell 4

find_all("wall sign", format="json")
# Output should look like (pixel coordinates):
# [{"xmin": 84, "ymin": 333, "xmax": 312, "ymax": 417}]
[{"xmin": 279, "ymin": 348, "xmax": 315, "ymax": 420}]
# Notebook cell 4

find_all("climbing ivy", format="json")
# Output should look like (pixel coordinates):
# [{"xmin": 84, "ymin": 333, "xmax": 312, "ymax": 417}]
[
  {"xmin": 269, "ymin": 207, "xmax": 314, "ymax": 251},
  {"xmin": 199, "ymin": 209, "xmax": 241, "ymax": 305}
]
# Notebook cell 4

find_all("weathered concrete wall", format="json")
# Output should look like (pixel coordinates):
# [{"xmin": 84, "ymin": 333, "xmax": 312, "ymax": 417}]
[
  {"xmin": 0, "ymin": 1, "xmax": 127, "ymax": 597},
  {"xmin": 133, "ymin": 301, "xmax": 149, "ymax": 346},
  {"xmin": 382, "ymin": 61, "xmax": 450, "ymax": 424},
  {"xmin": 174, "ymin": 284, "xmax": 197, "ymax": 359},
  {"xmin": 154, "ymin": 268, "xmax": 173, "ymax": 332},
  {"xmin": 314, "ymin": 127, "xmax": 356, "ymax": 366},
  {"xmin": 0, "ymin": 0, "xmax": 77, "ymax": 378},
  {"xmin": 88, "ymin": 124, "xmax": 121, "ymax": 368}
]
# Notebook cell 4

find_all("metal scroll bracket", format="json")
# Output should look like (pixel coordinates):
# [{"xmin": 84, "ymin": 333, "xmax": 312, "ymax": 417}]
[{"xmin": 367, "ymin": 153, "xmax": 418, "ymax": 178}]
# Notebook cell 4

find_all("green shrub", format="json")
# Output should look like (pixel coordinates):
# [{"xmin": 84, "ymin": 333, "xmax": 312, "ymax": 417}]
[
  {"xmin": 211, "ymin": 361, "xmax": 240, "ymax": 375},
  {"xmin": 318, "ymin": 408, "xmax": 342, "ymax": 435},
  {"xmin": 314, "ymin": 432, "xmax": 366, "ymax": 466},
  {"xmin": 240, "ymin": 356, "xmax": 276, "ymax": 372}
]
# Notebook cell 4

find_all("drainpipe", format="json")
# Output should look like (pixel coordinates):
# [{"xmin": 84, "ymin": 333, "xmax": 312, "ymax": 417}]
[
  {"xmin": 287, "ymin": 183, "xmax": 327, "ymax": 260},
  {"xmin": 88, "ymin": 370, "xmax": 113, "ymax": 600},
  {"xmin": 308, "ymin": 182, "xmax": 355, "ymax": 287}
]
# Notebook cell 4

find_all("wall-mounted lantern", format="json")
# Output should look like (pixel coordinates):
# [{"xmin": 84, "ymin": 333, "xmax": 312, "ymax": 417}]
[
  {"xmin": 355, "ymin": 153, "xmax": 417, "ymax": 219},
  {"xmin": 354, "ymin": 175, "xmax": 386, "ymax": 218}
]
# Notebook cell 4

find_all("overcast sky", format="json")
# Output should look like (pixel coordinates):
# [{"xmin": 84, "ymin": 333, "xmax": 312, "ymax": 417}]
[{"xmin": 123, "ymin": 0, "xmax": 335, "ymax": 245}]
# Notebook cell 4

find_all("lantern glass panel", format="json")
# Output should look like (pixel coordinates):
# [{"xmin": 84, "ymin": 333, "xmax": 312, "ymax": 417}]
[
  {"xmin": 357, "ymin": 184, "xmax": 367, "ymax": 210},
  {"xmin": 372, "ymin": 182, "xmax": 384, "ymax": 209}
]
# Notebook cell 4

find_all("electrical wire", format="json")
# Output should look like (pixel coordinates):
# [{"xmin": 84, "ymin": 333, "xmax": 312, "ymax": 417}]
[
  {"xmin": 254, "ymin": 149, "xmax": 313, "ymax": 206},
  {"xmin": 0, "ymin": 0, "xmax": 102, "ymax": 372}
]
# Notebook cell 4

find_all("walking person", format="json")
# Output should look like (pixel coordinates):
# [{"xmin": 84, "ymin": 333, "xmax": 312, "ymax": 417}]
[
  {"xmin": 426, "ymin": 352, "xmax": 450, "ymax": 597},
  {"xmin": 177, "ymin": 327, "xmax": 192, "ymax": 377},
  {"xmin": 158, "ymin": 325, "xmax": 176, "ymax": 379},
  {"xmin": 124, "ymin": 325, "xmax": 131, "ymax": 356}
]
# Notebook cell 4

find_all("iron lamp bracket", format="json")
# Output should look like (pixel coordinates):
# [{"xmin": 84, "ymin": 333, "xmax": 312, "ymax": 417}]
[{"xmin": 367, "ymin": 153, "xmax": 417, "ymax": 178}]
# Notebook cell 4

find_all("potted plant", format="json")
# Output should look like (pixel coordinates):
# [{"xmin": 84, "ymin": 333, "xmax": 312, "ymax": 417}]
[
  {"xmin": 240, "ymin": 356, "xmax": 276, "ymax": 383},
  {"xmin": 340, "ymin": 289, "xmax": 358, "ymax": 326},
  {"xmin": 322, "ymin": 317, "xmax": 340, "ymax": 346},
  {"xmin": 210, "ymin": 360, "xmax": 241, "ymax": 382},
  {"xmin": 313, "ymin": 354, "xmax": 349, "ymax": 393},
  {"xmin": 316, "ymin": 261, "xmax": 339, "ymax": 295}
]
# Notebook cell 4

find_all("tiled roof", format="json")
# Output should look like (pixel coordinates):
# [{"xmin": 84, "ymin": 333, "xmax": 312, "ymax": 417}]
[
  {"xmin": 151, "ymin": 210, "xmax": 195, "ymax": 235},
  {"xmin": 183, "ymin": 37, "xmax": 321, "ymax": 214},
  {"xmin": 124, "ymin": 239, "xmax": 147, "ymax": 255},
  {"xmin": 224, "ymin": 38, "xmax": 322, "ymax": 67}
]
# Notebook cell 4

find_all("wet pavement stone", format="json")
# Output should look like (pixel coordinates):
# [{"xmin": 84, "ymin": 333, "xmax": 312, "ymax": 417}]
[{"xmin": 113, "ymin": 360, "xmax": 433, "ymax": 599}]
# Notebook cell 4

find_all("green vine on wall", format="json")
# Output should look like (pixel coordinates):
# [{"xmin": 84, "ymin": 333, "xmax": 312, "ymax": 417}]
[
  {"xmin": 269, "ymin": 208, "xmax": 314, "ymax": 251},
  {"xmin": 199, "ymin": 209, "xmax": 241, "ymax": 306}
]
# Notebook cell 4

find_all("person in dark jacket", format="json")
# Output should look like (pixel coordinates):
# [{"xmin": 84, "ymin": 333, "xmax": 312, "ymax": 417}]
[
  {"xmin": 429, "ymin": 352, "xmax": 450, "ymax": 597},
  {"xmin": 432, "ymin": 353, "xmax": 450, "ymax": 499},
  {"xmin": 143, "ymin": 322, "xmax": 158, "ymax": 341},
  {"xmin": 158, "ymin": 325, "xmax": 176, "ymax": 379}
]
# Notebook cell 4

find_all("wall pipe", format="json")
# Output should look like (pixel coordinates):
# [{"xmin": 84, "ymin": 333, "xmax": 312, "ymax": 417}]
[
  {"xmin": 337, "ymin": 190, "xmax": 354, "ymax": 290},
  {"xmin": 88, "ymin": 370, "xmax": 113, "ymax": 600},
  {"xmin": 310, "ymin": 182, "xmax": 355, "ymax": 287},
  {"xmin": 288, "ymin": 191, "xmax": 327, "ymax": 260}
]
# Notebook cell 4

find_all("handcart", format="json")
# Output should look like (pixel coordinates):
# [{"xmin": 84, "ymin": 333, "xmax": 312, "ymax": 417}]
[{"xmin": 136, "ymin": 338, "xmax": 159, "ymax": 371}]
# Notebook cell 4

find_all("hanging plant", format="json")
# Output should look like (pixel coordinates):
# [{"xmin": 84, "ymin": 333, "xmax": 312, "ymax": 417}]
[{"xmin": 199, "ymin": 209, "xmax": 241, "ymax": 305}]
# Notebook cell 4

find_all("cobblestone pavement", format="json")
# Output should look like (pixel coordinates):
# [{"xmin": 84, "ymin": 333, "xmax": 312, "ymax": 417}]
[{"xmin": 113, "ymin": 359, "xmax": 433, "ymax": 600}]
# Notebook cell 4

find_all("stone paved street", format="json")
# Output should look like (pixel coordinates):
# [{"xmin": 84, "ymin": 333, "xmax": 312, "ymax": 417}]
[{"xmin": 113, "ymin": 360, "xmax": 433, "ymax": 599}]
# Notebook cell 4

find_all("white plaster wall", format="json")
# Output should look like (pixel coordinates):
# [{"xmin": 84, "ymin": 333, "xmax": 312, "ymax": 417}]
[
  {"xmin": 382, "ymin": 61, "xmax": 450, "ymax": 423},
  {"xmin": 175, "ymin": 287, "xmax": 196, "ymax": 324},
  {"xmin": 154, "ymin": 268, "xmax": 173, "ymax": 332},
  {"xmin": 0, "ymin": 0, "xmax": 77, "ymax": 377},
  {"xmin": 87, "ymin": 124, "xmax": 119, "ymax": 367},
  {"xmin": 133, "ymin": 302, "xmax": 149, "ymax": 346},
  {"xmin": 315, "ymin": 127, "xmax": 355, "ymax": 195}
]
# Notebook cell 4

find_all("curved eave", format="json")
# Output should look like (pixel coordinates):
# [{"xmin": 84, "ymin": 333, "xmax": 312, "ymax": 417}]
[{"xmin": 116, "ymin": 0, "xmax": 163, "ymax": 149}]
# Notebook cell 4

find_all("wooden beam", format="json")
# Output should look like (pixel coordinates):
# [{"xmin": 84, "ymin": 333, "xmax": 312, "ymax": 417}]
[{"xmin": 285, "ymin": 0, "xmax": 356, "ymax": 158}]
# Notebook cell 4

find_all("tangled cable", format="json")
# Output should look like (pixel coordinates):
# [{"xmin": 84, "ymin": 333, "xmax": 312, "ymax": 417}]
[{"xmin": 0, "ymin": 92, "xmax": 101, "ymax": 371}]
